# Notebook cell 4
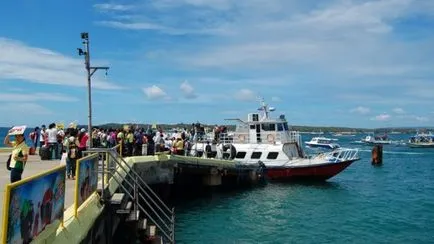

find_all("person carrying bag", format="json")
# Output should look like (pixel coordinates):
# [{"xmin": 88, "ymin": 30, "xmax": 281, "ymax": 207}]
[{"xmin": 4, "ymin": 126, "xmax": 29, "ymax": 183}]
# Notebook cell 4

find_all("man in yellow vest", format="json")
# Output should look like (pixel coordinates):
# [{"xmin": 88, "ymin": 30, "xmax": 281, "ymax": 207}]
[{"xmin": 4, "ymin": 127, "xmax": 29, "ymax": 183}]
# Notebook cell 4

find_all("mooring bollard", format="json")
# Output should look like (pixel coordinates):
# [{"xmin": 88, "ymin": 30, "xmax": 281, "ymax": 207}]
[{"xmin": 371, "ymin": 145, "xmax": 383, "ymax": 165}]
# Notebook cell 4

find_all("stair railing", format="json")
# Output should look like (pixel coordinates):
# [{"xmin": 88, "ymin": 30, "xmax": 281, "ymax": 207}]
[{"xmin": 86, "ymin": 148, "xmax": 175, "ymax": 243}]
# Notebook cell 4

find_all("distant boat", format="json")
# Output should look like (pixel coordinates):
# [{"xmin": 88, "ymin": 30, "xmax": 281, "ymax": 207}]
[
  {"xmin": 305, "ymin": 137, "xmax": 340, "ymax": 149},
  {"xmin": 333, "ymin": 132, "xmax": 356, "ymax": 137},
  {"xmin": 407, "ymin": 132, "xmax": 434, "ymax": 148},
  {"xmin": 361, "ymin": 135, "xmax": 392, "ymax": 145}
]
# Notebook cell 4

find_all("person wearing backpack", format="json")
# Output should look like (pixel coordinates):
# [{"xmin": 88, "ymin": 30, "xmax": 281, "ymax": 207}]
[
  {"xmin": 4, "ymin": 129, "xmax": 29, "ymax": 183},
  {"xmin": 64, "ymin": 136, "xmax": 79, "ymax": 180}
]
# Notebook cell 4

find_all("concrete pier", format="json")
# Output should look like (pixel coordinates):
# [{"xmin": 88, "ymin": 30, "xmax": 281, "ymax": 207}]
[{"xmin": 0, "ymin": 150, "xmax": 264, "ymax": 243}]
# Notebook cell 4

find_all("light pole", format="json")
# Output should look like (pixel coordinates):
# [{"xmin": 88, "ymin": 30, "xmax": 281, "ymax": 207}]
[{"xmin": 78, "ymin": 32, "xmax": 109, "ymax": 148}]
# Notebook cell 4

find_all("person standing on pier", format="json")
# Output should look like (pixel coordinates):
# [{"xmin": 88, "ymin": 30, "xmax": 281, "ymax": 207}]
[
  {"xmin": 39, "ymin": 125, "xmax": 47, "ymax": 152},
  {"xmin": 4, "ymin": 129, "xmax": 29, "ymax": 183},
  {"xmin": 29, "ymin": 127, "xmax": 39, "ymax": 151}
]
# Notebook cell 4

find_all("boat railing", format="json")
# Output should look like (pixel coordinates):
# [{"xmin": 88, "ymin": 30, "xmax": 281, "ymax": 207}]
[
  {"xmin": 320, "ymin": 148, "xmax": 360, "ymax": 163},
  {"xmin": 217, "ymin": 131, "xmax": 301, "ymax": 145}
]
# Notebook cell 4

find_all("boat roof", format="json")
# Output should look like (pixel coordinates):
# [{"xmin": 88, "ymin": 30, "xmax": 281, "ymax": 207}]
[{"xmin": 225, "ymin": 99, "xmax": 287, "ymax": 124}]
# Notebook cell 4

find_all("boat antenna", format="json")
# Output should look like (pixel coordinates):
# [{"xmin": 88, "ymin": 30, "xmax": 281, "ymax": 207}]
[{"xmin": 258, "ymin": 97, "xmax": 270, "ymax": 119}]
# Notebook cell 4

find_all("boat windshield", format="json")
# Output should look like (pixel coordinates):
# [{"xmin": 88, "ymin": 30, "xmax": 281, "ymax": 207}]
[{"xmin": 261, "ymin": 123, "xmax": 276, "ymax": 131}]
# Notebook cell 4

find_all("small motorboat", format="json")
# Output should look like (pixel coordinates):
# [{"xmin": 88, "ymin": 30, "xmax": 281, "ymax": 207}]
[
  {"xmin": 305, "ymin": 137, "xmax": 340, "ymax": 149},
  {"xmin": 361, "ymin": 135, "xmax": 392, "ymax": 145}
]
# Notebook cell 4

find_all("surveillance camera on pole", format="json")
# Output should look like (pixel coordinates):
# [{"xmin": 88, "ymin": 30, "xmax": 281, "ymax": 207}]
[{"xmin": 78, "ymin": 32, "xmax": 110, "ymax": 148}]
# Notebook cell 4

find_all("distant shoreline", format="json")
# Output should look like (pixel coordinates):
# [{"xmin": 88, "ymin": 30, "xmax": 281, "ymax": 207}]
[{"xmin": 0, "ymin": 123, "xmax": 431, "ymax": 134}]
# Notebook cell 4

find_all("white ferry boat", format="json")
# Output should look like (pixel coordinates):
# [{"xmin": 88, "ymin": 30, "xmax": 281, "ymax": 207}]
[
  {"xmin": 408, "ymin": 132, "xmax": 434, "ymax": 148},
  {"xmin": 191, "ymin": 100, "xmax": 360, "ymax": 181}
]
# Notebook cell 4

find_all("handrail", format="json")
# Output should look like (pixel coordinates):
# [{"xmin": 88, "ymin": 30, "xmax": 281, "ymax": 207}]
[
  {"xmin": 319, "ymin": 148, "xmax": 360, "ymax": 163},
  {"xmin": 107, "ymin": 149, "xmax": 174, "ymax": 242},
  {"xmin": 108, "ymin": 152, "xmax": 172, "ymax": 228},
  {"xmin": 108, "ymin": 149, "xmax": 173, "ymax": 215},
  {"xmin": 106, "ymin": 171, "xmax": 173, "ymax": 242},
  {"xmin": 88, "ymin": 147, "xmax": 175, "ymax": 243},
  {"xmin": 216, "ymin": 131, "xmax": 301, "ymax": 145}
]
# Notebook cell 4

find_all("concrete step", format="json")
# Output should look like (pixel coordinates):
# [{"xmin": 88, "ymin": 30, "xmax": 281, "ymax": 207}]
[
  {"xmin": 126, "ymin": 210, "xmax": 140, "ymax": 222},
  {"xmin": 146, "ymin": 225, "xmax": 156, "ymax": 238},
  {"xmin": 110, "ymin": 193, "xmax": 125, "ymax": 205},
  {"xmin": 138, "ymin": 218, "xmax": 147, "ymax": 230},
  {"xmin": 116, "ymin": 201, "xmax": 133, "ymax": 214}
]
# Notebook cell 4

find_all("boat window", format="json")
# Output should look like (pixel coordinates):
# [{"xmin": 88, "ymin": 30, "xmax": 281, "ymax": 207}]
[
  {"xmin": 267, "ymin": 152, "xmax": 279, "ymax": 159},
  {"xmin": 277, "ymin": 123, "xmax": 284, "ymax": 131},
  {"xmin": 235, "ymin": 152, "xmax": 246, "ymax": 159},
  {"xmin": 261, "ymin": 123, "xmax": 276, "ymax": 131},
  {"xmin": 250, "ymin": 125, "xmax": 255, "ymax": 129},
  {"xmin": 251, "ymin": 152, "xmax": 262, "ymax": 159},
  {"xmin": 283, "ymin": 123, "xmax": 289, "ymax": 131}
]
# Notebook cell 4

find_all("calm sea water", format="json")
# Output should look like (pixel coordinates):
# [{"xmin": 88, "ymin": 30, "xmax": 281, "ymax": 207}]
[
  {"xmin": 174, "ymin": 134, "xmax": 434, "ymax": 244},
  {"xmin": 3, "ymin": 127, "xmax": 433, "ymax": 243}
]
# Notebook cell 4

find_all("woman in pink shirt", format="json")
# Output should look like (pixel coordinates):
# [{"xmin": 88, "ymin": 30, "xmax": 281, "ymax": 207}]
[{"xmin": 78, "ymin": 128, "xmax": 89, "ymax": 158}]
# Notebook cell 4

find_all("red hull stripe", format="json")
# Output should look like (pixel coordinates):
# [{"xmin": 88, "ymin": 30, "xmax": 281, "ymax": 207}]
[{"xmin": 266, "ymin": 160, "xmax": 356, "ymax": 181}]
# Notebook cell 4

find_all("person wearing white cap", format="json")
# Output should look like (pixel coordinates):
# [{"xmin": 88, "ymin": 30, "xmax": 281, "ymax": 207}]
[{"xmin": 4, "ymin": 127, "xmax": 29, "ymax": 183}]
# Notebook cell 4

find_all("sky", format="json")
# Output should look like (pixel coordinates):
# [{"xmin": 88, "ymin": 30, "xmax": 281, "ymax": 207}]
[{"xmin": 0, "ymin": 0, "xmax": 434, "ymax": 128}]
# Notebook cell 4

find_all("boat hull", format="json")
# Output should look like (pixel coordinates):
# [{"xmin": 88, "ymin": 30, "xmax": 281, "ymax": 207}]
[
  {"xmin": 407, "ymin": 143, "xmax": 434, "ymax": 148},
  {"xmin": 305, "ymin": 143, "xmax": 338, "ymax": 149},
  {"xmin": 266, "ymin": 160, "xmax": 357, "ymax": 181}
]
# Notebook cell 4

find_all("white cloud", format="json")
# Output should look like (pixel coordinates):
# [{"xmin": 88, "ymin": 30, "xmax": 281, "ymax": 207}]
[
  {"xmin": 350, "ymin": 106, "xmax": 370, "ymax": 115},
  {"xmin": 96, "ymin": 21, "xmax": 165, "ymax": 31},
  {"xmin": 271, "ymin": 96, "xmax": 281, "ymax": 102},
  {"xmin": 99, "ymin": 0, "xmax": 434, "ymax": 81},
  {"xmin": 415, "ymin": 116, "xmax": 429, "ymax": 122},
  {"xmin": 180, "ymin": 80, "xmax": 197, "ymax": 99},
  {"xmin": 0, "ymin": 103, "xmax": 53, "ymax": 115},
  {"xmin": 235, "ymin": 89, "xmax": 257, "ymax": 101},
  {"xmin": 143, "ymin": 85, "xmax": 168, "ymax": 100},
  {"xmin": 371, "ymin": 113, "xmax": 391, "ymax": 121},
  {"xmin": 0, "ymin": 92, "xmax": 78, "ymax": 102},
  {"xmin": 220, "ymin": 110, "xmax": 241, "ymax": 115},
  {"xmin": 93, "ymin": 3, "xmax": 134, "ymax": 11},
  {"xmin": 0, "ymin": 103, "xmax": 54, "ymax": 126},
  {"xmin": 393, "ymin": 108, "xmax": 405, "ymax": 114},
  {"xmin": 0, "ymin": 38, "xmax": 121, "ymax": 89}
]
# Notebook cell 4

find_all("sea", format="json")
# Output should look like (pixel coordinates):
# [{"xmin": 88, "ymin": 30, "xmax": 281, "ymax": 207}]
[
  {"xmin": 173, "ymin": 134, "xmax": 434, "ymax": 244},
  {"xmin": 2, "ymin": 128, "xmax": 434, "ymax": 243}
]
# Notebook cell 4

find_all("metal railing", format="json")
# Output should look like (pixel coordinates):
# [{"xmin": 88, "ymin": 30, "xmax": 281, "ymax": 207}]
[
  {"xmin": 318, "ymin": 148, "xmax": 360, "ymax": 163},
  {"xmin": 86, "ymin": 147, "xmax": 175, "ymax": 243},
  {"xmin": 217, "ymin": 131, "xmax": 302, "ymax": 145}
]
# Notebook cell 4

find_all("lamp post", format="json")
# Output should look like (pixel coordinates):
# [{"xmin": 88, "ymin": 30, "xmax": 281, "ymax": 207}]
[{"xmin": 78, "ymin": 32, "xmax": 109, "ymax": 148}]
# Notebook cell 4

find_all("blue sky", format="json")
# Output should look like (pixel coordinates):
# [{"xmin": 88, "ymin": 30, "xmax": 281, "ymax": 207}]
[{"xmin": 1, "ymin": 0, "xmax": 434, "ymax": 128}]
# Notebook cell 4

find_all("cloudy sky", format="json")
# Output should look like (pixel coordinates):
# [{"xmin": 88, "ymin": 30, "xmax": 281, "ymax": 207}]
[{"xmin": 1, "ymin": 0, "xmax": 433, "ymax": 128}]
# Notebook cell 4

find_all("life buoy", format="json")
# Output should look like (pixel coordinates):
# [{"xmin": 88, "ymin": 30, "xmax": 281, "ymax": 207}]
[
  {"xmin": 238, "ymin": 135, "xmax": 246, "ymax": 142},
  {"xmin": 267, "ymin": 134, "xmax": 275, "ymax": 143}
]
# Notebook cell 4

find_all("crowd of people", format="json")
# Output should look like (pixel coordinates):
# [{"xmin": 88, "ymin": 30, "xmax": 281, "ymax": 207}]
[
  {"xmin": 27, "ymin": 122, "xmax": 229, "ymax": 177},
  {"xmin": 4, "ymin": 122, "xmax": 229, "ymax": 183}
]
